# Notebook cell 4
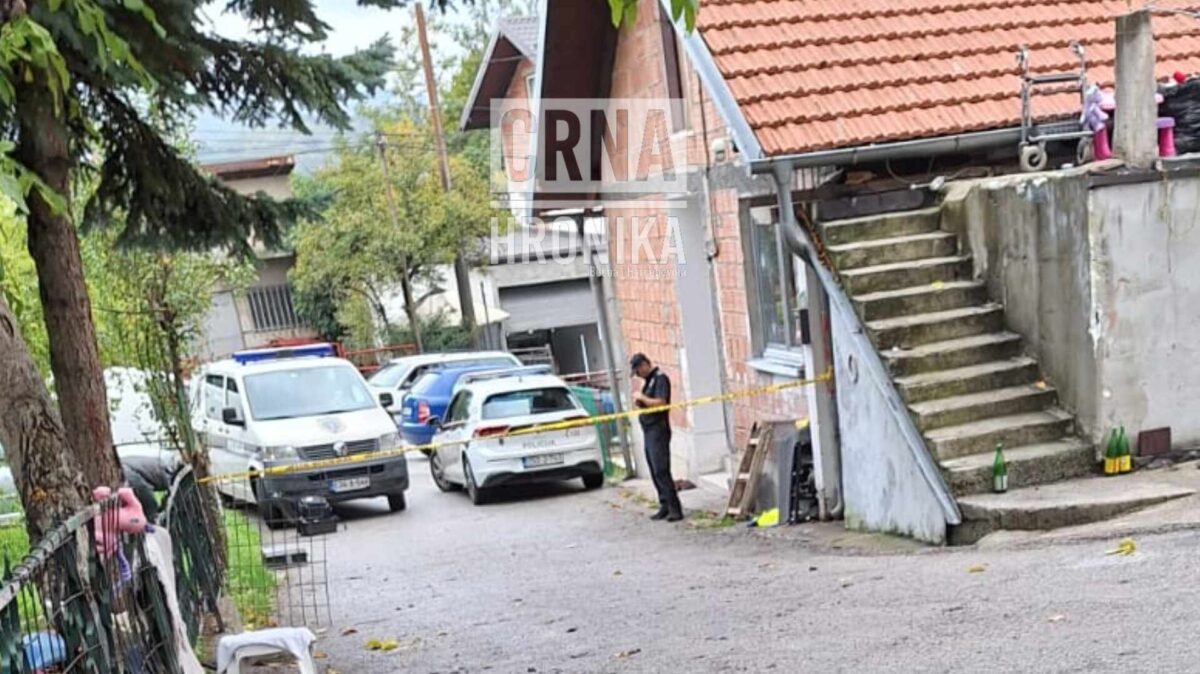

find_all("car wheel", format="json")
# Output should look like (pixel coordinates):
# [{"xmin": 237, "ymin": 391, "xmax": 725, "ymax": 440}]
[
  {"xmin": 387, "ymin": 493, "xmax": 407, "ymax": 512},
  {"xmin": 464, "ymin": 459, "xmax": 490, "ymax": 506},
  {"xmin": 582, "ymin": 472, "xmax": 604, "ymax": 490},
  {"xmin": 429, "ymin": 453, "xmax": 460, "ymax": 493},
  {"xmin": 254, "ymin": 480, "xmax": 288, "ymax": 530}
]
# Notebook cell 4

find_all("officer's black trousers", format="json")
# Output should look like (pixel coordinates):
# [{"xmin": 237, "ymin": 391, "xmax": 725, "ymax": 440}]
[{"xmin": 643, "ymin": 424, "xmax": 681, "ymax": 515}]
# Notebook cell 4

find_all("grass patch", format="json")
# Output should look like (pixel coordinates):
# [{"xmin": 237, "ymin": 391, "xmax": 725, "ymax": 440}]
[
  {"xmin": 0, "ymin": 524, "xmax": 28, "ymax": 564},
  {"xmin": 222, "ymin": 510, "xmax": 277, "ymax": 629},
  {"xmin": 687, "ymin": 511, "xmax": 737, "ymax": 530}
]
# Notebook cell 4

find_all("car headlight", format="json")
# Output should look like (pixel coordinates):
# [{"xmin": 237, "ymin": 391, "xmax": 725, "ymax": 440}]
[
  {"xmin": 379, "ymin": 432, "xmax": 402, "ymax": 451},
  {"xmin": 262, "ymin": 445, "xmax": 298, "ymax": 462}
]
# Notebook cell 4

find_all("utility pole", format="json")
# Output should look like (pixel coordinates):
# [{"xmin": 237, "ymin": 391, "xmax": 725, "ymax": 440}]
[
  {"xmin": 415, "ymin": 3, "xmax": 478, "ymax": 345},
  {"xmin": 375, "ymin": 132, "xmax": 424, "ymax": 352},
  {"xmin": 578, "ymin": 214, "xmax": 635, "ymax": 478}
]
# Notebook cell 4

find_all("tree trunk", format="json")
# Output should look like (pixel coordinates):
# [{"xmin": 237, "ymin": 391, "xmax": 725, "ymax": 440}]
[
  {"xmin": 0, "ymin": 294, "xmax": 90, "ymax": 540},
  {"xmin": 17, "ymin": 78, "xmax": 121, "ymax": 488},
  {"xmin": 399, "ymin": 268, "xmax": 424, "ymax": 352}
]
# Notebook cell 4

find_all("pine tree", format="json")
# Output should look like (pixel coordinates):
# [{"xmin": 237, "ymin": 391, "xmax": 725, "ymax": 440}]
[{"xmin": 0, "ymin": 0, "xmax": 439, "ymax": 534}]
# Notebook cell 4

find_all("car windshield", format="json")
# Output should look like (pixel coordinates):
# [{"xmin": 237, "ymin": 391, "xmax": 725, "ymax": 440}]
[
  {"xmin": 244, "ymin": 366, "xmax": 376, "ymax": 421},
  {"xmin": 482, "ymin": 387, "xmax": 578, "ymax": 419},
  {"xmin": 368, "ymin": 362, "xmax": 408, "ymax": 388}
]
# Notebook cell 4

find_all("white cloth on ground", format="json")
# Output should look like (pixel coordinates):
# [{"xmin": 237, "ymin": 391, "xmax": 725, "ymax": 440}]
[{"xmin": 216, "ymin": 627, "xmax": 317, "ymax": 674}]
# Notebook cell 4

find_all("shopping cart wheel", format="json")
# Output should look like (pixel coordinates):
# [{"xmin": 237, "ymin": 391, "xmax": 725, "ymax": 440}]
[{"xmin": 1076, "ymin": 137, "xmax": 1094, "ymax": 165}]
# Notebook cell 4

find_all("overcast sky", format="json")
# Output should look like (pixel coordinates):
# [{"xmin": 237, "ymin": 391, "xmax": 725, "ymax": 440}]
[{"xmin": 194, "ymin": 0, "xmax": 473, "ymax": 170}]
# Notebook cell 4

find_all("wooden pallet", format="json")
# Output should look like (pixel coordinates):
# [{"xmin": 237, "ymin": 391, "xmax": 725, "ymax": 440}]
[{"xmin": 726, "ymin": 423, "xmax": 773, "ymax": 520}]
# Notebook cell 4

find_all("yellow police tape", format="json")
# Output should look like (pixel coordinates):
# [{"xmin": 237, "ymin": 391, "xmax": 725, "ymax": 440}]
[{"xmin": 197, "ymin": 368, "xmax": 833, "ymax": 485}]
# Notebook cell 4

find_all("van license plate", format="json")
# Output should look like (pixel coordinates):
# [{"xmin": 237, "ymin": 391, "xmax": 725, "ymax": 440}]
[
  {"xmin": 523, "ymin": 453, "xmax": 564, "ymax": 468},
  {"xmin": 330, "ymin": 477, "xmax": 370, "ymax": 493}
]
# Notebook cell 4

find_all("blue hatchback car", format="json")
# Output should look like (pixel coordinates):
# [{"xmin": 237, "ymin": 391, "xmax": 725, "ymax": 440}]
[{"xmin": 399, "ymin": 364, "xmax": 509, "ymax": 448}]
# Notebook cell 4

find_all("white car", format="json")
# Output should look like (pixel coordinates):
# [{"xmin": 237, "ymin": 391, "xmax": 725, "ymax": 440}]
[
  {"xmin": 367, "ymin": 351, "xmax": 522, "ymax": 419},
  {"xmin": 428, "ymin": 370, "xmax": 605, "ymax": 504},
  {"xmin": 191, "ymin": 344, "xmax": 408, "ymax": 524}
]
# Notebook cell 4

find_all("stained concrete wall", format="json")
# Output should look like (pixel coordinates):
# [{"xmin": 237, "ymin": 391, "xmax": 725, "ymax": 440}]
[
  {"xmin": 1090, "ymin": 177, "xmax": 1200, "ymax": 448},
  {"xmin": 942, "ymin": 171, "xmax": 1100, "ymax": 441},
  {"xmin": 942, "ymin": 168, "xmax": 1200, "ymax": 450},
  {"xmin": 831, "ymin": 295, "xmax": 951, "ymax": 544}
]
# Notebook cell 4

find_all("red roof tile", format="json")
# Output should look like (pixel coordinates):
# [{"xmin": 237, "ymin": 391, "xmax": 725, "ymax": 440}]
[{"xmin": 698, "ymin": 0, "xmax": 1200, "ymax": 156}]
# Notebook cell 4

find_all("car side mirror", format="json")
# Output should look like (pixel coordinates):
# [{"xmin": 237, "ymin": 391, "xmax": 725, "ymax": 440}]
[
  {"xmin": 222, "ymin": 407, "xmax": 245, "ymax": 427},
  {"xmin": 379, "ymin": 392, "xmax": 394, "ymax": 408},
  {"xmin": 426, "ymin": 416, "xmax": 441, "ymax": 428}
]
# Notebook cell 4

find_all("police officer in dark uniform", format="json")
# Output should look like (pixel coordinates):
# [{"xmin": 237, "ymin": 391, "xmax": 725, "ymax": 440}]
[{"xmin": 630, "ymin": 353, "xmax": 682, "ymax": 522}]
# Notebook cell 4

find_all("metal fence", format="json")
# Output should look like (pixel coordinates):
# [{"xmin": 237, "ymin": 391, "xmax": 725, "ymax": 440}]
[
  {"xmin": 0, "ymin": 467, "xmax": 225, "ymax": 673},
  {"xmin": 0, "ymin": 499, "xmax": 181, "ymax": 673}
]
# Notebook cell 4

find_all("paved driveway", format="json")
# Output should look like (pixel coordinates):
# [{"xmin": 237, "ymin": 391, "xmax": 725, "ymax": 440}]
[{"xmin": 319, "ymin": 455, "xmax": 1200, "ymax": 673}]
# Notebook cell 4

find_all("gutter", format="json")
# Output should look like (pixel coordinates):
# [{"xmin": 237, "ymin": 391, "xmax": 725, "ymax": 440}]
[
  {"xmin": 768, "ymin": 163, "xmax": 963, "ymax": 527},
  {"xmin": 751, "ymin": 127, "xmax": 1023, "ymax": 174}
]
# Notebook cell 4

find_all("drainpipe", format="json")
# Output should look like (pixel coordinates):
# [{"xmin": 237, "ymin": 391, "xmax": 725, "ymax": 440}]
[{"xmin": 768, "ymin": 163, "xmax": 961, "ymax": 526}]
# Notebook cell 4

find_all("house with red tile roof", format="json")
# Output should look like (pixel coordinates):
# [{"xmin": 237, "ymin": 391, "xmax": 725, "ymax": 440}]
[{"xmin": 470, "ymin": 0, "xmax": 1200, "ymax": 542}]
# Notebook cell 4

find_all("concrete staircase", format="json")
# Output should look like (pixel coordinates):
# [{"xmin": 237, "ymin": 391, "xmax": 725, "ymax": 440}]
[{"xmin": 820, "ymin": 207, "xmax": 1106, "ymax": 542}]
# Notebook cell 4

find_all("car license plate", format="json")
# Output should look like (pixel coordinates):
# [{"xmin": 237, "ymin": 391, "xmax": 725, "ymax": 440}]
[
  {"xmin": 330, "ymin": 476, "xmax": 370, "ymax": 493},
  {"xmin": 523, "ymin": 453, "xmax": 564, "ymax": 468}
]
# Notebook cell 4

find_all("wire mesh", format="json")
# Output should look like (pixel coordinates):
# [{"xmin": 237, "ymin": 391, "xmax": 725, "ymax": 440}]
[
  {"xmin": 220, "ymin": 498, "xmax": 331, "ymax": 631},
  {"xmin": 0, "ymin": 498, "xmax": 180, "ymax": 673}
]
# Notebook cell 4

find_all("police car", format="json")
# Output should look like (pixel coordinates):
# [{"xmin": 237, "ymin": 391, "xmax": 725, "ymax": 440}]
[
  {"xmin": 191, "ymin": 344, "xmax": 408, "ymax": 524},
  {"xmin": 428, "ymin": 367, "xmax": 605, "ymax": 505}
]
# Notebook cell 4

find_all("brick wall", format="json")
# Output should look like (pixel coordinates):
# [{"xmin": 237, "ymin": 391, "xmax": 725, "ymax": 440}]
[{"xmin": 603, "ymin": 0, "xmax": 810, "ymax": 454}]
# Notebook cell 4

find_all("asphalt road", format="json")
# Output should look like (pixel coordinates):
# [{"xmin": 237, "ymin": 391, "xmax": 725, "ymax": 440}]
[{"xmin": 317, "ymin": 455, "xmax": 1200, "ymax": 673}]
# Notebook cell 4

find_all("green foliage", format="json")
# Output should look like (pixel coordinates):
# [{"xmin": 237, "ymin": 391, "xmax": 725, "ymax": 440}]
[
  {"xmin": 386, "ymin": 312, "xmax": 471, "ymax": 353},
  {"xmin": 608, "ymin": 0, "xmax": 698, "ymax": 30},
  {"xmin": 290, "ymin": 115, "xmax": 499, "ymax": 342},
  {"xmin": 0, "ymin": 198, "xmax": 49, "ymax": 376},
  {"xmin": 222, "ymin": 509, "xmax": 276, "ymax": 629}
]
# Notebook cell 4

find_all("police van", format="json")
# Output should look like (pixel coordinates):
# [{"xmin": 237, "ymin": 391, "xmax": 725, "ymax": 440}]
[{"xmin": 191, "ymin": 344, "xmax": 408, "ymax": 523}]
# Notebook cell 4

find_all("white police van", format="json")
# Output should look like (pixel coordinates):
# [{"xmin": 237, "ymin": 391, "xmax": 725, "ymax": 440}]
[{"xmin": 191, "ymin": 344, "xmax": 408, "ymax": 523}]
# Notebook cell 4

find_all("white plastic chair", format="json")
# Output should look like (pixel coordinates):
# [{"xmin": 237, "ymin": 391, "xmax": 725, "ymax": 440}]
[{"xmin": 218, "ymin": 627, "xmax": 317, "ymax": 674}]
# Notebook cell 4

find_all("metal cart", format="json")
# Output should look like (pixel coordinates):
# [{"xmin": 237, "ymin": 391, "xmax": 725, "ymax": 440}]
[{"xmin": 1018, "ymin": 41, "xmax": 1092, "ymax": 172}]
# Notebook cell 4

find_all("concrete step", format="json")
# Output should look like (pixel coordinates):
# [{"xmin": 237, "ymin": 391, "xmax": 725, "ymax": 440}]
[
  {"xmin": 841, "ymin": 256, "xmax": 973, "ymax": 295},
  {"xmin": 896, "ymin": 357, "xmax": 1041, "ymax": 404},
  {"xmin": 827, "ymin": 232, "xmax": 957, "ymax": 271},
  {"xmin": 854, "ymin": 280, "xmax": 988, "ymax": 322},
  {"xmin": 926, "ymin": 409, "xmax": 1075, "ymax": 462},
  {"xmin": 949, "ymin": 475, "xmax": 1194, "ymax": 545},
  {"xmin": 941, "ymin": 439, "xmax": 1095, "ymax": 497},
  {"xmin": 909, "ymin": 384, "xmax": 1058, "ymax": 431},
  {"xmin": 867, "ymin": 303, "xmax": 1004, "ymax": 350},
  {"xmin": 820, "ymin": 207, "xmax": 941, "ymax": 246},
  {"xmin": 882, "ymin": 332, "xmax": 1025, "ymax": 378}
]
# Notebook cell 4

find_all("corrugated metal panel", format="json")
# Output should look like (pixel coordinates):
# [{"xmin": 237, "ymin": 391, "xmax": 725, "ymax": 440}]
[{"xmin": 499, "ymin": 279, "xmax": 594, "ymax": 333}]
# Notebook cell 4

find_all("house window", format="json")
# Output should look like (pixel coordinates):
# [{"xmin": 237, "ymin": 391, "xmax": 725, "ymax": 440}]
[
  {"xmin": 246, "ymin": 284, "xmax": 304, "ymax": 332},
  {"xmin": 658, "ymin": 4, "xmax": 687, "ymax": 131},
  {"xmin": 744, "ymin": 204, "xmax": 808, "ymax": 374}
]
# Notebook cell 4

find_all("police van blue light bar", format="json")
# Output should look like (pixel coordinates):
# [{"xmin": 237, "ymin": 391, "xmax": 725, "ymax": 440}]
[{"xmin": 232, "ymin": 343, "xmax": 335, "ymax": 365}]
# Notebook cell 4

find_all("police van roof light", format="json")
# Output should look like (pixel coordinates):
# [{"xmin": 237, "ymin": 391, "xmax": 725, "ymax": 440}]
[{"xmin": 232, "ymin": 343, "xmax": 335, "ymax": 365}]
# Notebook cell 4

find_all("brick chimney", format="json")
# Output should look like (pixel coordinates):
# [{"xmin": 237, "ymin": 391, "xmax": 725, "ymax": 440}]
[{"xmin": 1113, "ymin": 9, "xmax": 1158, "ymax": 168}]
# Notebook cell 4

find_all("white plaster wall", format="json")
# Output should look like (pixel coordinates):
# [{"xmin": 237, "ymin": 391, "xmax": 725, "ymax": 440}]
[
  {"xmin": 831, "ymin": 299, "xmax": 949, "ymax": 544},
  {"xmin": 1091, "ymin": 178, "xmax": 1200, "ymax": 448}
]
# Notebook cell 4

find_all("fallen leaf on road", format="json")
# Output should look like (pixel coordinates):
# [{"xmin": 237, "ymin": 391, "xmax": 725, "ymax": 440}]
[
  {"xmin": 839, "ymin": 578, "xmax": 853, "ymax": 588},
  {"xmin": 341, "ymin": 627, "xmax": 358, "ymax": 637},
  {"xmin": 613, "ymin": 570, "xmax": 623, "ymax": 576},
  {"xmin": 1048, "ymin": 615, "xmax": 1066, "ymax": 623},
  {"xmin": 365, "ymin": 639, "xmax": 382, "ymax": 651},
  {"xmin": 313, "ymin": 651, "xmax": 328, "ymax": 659},
  {"xmin": 1107, "ymin": 538, "xmax": 1137, "ymax": 556},
  {"xmin": 615, "ymin": 648, "xmax": 642, "ymax": 658},
  {"xmin": 379, "ymin": 639, "xmax": 399, "ymax": 652},
  {"xmin": 326, "ymin": 668, "xmax": 340, "ymax": 674},
  {"xmin": 1035, "ymin": 380, "xmax": 1048, "ymax": 390},
  {"xmin": 968, "ymin": 564, "xmax": 987, "ymax": 574}
]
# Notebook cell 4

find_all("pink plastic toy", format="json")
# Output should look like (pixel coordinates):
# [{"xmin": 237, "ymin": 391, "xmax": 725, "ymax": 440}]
[
  {"xmin": 1158, "ymin": 117, "xmax": 1177, "ymax": 157},
  {"xmin": 92, "ymin": 486, "xmax": 154, "ymax": 584},
  {"xmin": 1093, "ymin": 125, "xmax": 1113, "ymax": 160}
]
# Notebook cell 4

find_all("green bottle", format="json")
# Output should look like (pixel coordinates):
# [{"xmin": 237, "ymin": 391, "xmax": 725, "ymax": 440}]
[
  {"xmin": 1119, "ymin": 425, "xmax": 1132, "ymax": 474},
  {"xmin": 992, "ymin": 443, "xmax": 1008, "ymax": 493},
  {"xmin": 1104, "ymin": 428, "xmax": 1118, "ymax": 476}
]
